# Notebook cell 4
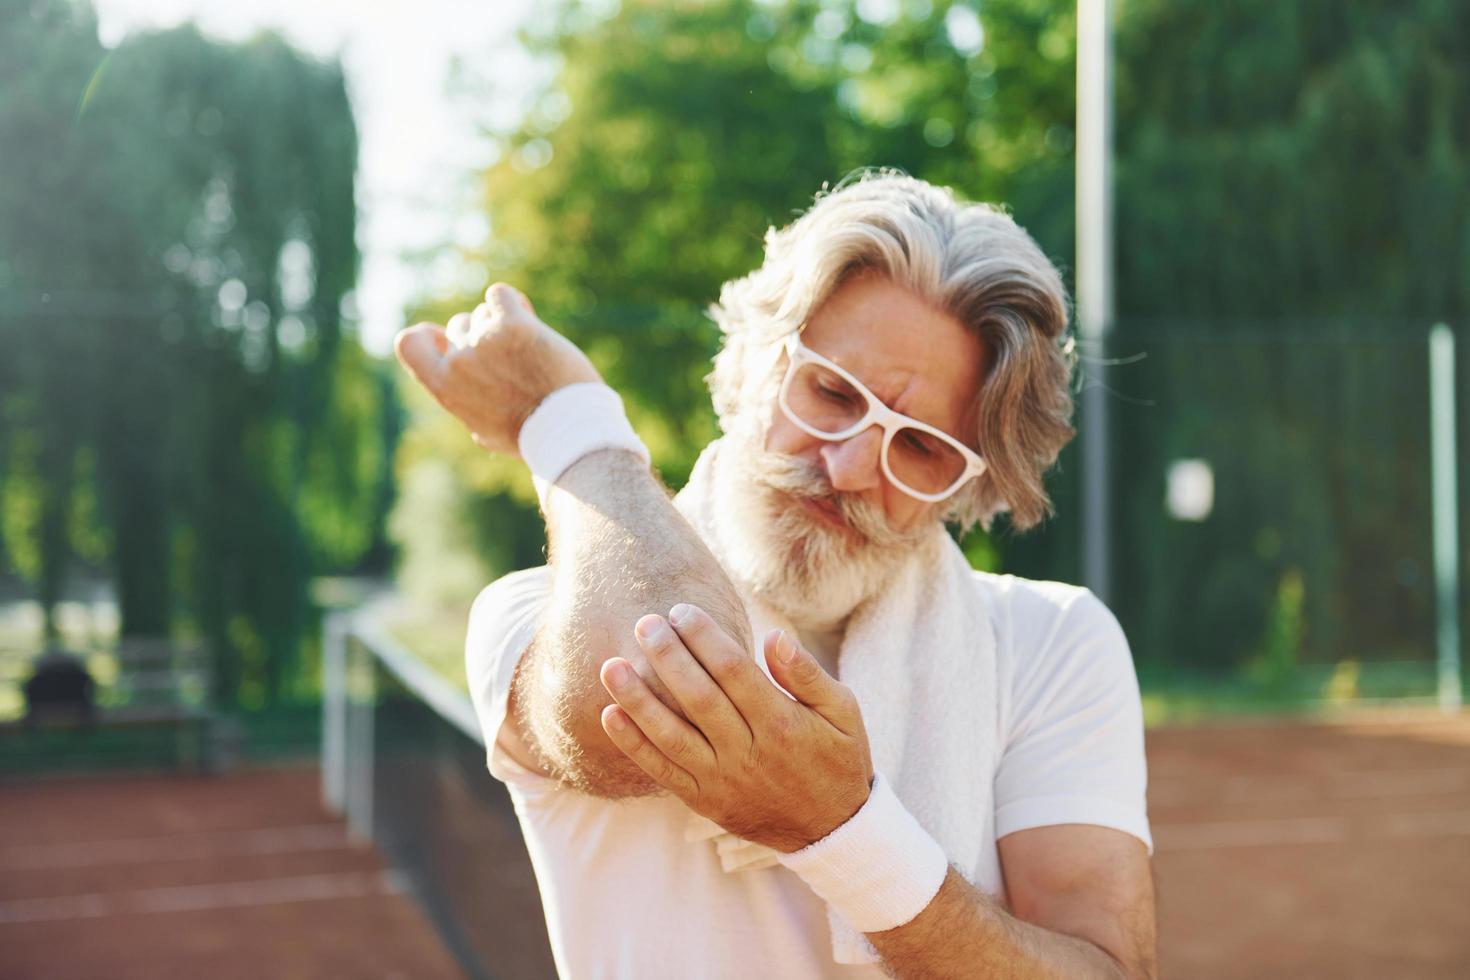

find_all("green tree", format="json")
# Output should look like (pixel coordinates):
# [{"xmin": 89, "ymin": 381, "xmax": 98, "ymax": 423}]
[
  {"xmin": 1109, "ymin": 0, "xmax": 1470, "ymax": 676},
  {"xmin": 393, "ymin": 0, "xmax": 1466, "ymax": 690},
  {"xmin": 393, "ymin": 0, "xmax": 1085, "ymax": 598},
  {"xmin": 0, "ymin": 0, "xmax": 115, "ymax": 640},
  {"xmin": 1, "ymin": 0, "xmax": 394, "ymax": 707}
]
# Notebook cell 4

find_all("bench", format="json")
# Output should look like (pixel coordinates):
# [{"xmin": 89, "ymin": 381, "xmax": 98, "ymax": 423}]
[{"xmin": 0, "ymin": 639, "xmax": 230, "ymax": 774}]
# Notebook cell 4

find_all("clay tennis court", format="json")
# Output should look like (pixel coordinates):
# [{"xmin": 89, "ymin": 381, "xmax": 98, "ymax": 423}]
[
  {"xmin": 0, "ymin": 765, "xmax": 463, "ymax": 980},
  {"xmin": 1149, "ymin": 711, "xmax": 1470, "ymax": 979},
  {"xmin": 2, "ymin": 711, "xmax": 1467, "ymax": 978}
]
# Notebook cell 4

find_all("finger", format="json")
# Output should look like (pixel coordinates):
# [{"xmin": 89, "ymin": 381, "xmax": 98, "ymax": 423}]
[
  {"xmin": 470, "ymin": 301, "xmax": 498, "ymax": 339},
  {"xmin": 485, "ymin": 281, "xmax": 536, "ymax": 319},
  {"xmin": 446, "ymin": 312, "xmax": 473, "ymax": 348},
  {"xmin": 635, "ymin": 614, "xmax": 752, "ymax": 753},
  {"xmin": 600, "ymin": 657, "xmax": 715, "ymax": 773},
  {"xmin": 393, "ymin": 323, "xmax": 451, "ymax": 392},
  {"xmin": 764, "ymin": 629, "xmax": 862, "ymax": 736},
  {"xmin": 667, "ymin": 604, "xmax": 786, "ymax": 722},
  {"xmin": 600, "ymin": 704, "xmax": 699, "ymax": 800}
]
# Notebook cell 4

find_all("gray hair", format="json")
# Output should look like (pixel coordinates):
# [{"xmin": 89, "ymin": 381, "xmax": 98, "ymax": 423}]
[{"xmin": 706, "ymin": 170, "xmax": 1078, "ymax": 535}]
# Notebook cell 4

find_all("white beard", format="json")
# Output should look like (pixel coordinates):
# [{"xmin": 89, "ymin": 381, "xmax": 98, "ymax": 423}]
[{"xmin": 708, "ymin": 430, "xmax": 936, "ymax": 632}]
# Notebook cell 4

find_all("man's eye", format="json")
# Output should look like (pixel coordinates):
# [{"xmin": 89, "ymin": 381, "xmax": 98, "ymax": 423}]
[
  {"xmin": 818, "ymin": 384, "xmax": 855, "ymax": 405},
  {"xmin": 901, "ymin": 431, "xmax": 937, "ymax": 457}
]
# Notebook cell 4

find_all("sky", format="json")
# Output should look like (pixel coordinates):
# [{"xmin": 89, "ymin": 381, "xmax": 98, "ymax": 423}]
[{"xmin": 92, "ymin": 0, "xmax": 543, "ymax": 355}]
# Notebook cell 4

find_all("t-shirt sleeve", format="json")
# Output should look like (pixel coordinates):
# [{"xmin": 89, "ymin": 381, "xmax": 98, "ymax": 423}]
[
  {"xmin": 464, "ymin": 565, "xmax": 556, "ymax": 789},
  {"xmin": 992, "ymin": 587, "xmax": 1152, "ymax": 853}
]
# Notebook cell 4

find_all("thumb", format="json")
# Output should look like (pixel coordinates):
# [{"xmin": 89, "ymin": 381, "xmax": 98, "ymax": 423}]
[
  {"xmin": 394, "ymin": 323, "xmax": 451, "ymax": 392},
  {"xmin": 765, "ymin": 629, "xmax": 854, "ymax": 726}
]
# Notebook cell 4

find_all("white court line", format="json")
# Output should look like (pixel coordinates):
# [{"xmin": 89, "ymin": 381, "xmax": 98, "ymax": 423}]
[
  {"xmin": 1217, "ymin": 780, "xmax": 1318, "ymax": 805},
  {"xmin": 1154, "ymin": 816, "xmax": 1351, "ymax": 852},
  {"xmin": 1379, "ymin": 809, "xmax": 1470, "ymax": 838},
  {"xmin": 1149, "ymin": 767, "xmax": 1470, "ymax": 807},
  {"xmin": 1154, "ymin": 808, "xmax": 1470, "ymax": 852},
  {"xmin": 0, "ymin": 870, "xmax": 407, "ymax": 925},
  {"xmin": 1329, "ymin": 768, "xmax": 1470, "ymax": 799},
  {"xmin": 0, "ymin": 824, "xmax": 351, "ymax": 871}
]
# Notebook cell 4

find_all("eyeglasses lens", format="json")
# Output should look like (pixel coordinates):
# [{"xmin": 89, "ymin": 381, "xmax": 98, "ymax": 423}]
[{"xmin": 787, "ymin": 361, "xmax": 967, "ymax": 496}]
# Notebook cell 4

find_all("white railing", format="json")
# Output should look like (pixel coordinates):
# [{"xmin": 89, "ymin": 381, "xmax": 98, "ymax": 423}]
[{"xmin": 319, "ymin": 611, "xmax": 483, "ymax": 842}]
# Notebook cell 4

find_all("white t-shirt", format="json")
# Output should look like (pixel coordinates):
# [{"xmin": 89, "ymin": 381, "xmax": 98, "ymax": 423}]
[{"xmin": 466, "ymin": 565, "xmax": 1151, "ymax": 980}]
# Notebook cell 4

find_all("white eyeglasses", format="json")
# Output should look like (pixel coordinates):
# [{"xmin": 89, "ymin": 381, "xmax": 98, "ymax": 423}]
[{"xmin": 776, "ymin": 331, "xmax": 988, "ymax": 503}]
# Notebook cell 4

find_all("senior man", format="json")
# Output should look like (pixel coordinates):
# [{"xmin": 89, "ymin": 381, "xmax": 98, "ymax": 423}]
[{"xmin": 395, "ymin": 173, "xmax": 1156, "ymax": 979}]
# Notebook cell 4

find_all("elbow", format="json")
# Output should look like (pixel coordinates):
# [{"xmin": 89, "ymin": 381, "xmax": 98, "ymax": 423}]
[
  {"xmin": 560, "ymin": 691, "xmax": 668, "ymax": 800},
  {"xmin": 529, "ymin": 579, "xmax": 751, "ymax": 799},
  {"xmin": 526, "ymin": 623, "xmax": 681, "ymax": 800}
]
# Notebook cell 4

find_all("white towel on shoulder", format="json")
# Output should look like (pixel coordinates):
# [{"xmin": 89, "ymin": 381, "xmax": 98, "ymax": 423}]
[{"xmin": 671, "ymin": 437, "xmax": 1000, "ymax": 966}]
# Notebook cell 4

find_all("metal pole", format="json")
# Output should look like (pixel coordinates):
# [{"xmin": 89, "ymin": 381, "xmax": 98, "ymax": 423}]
[
  {"xmin": 321, "ymin": 611, "xmax": 347, "ymax": 813},
  {"xmin": 346, "ymin": 633, "xmax": 376, "ymax": 842},
  {"xmin": 1077, "ymin": 0, "xmax": 1114, "ymax": 603},
  {"xmin": 1429, "ymin": 324, "xmax": 1462, "ymax": 712}
]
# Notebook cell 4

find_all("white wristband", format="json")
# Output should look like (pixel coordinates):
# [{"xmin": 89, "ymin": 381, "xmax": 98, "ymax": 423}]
[
  {"xmin": 775, "ymin": 771, "xmax": 949, "ymax": 933},
  {"xmin": 517, "ymin": 382, "xmax": 650, "ymax": 507}
]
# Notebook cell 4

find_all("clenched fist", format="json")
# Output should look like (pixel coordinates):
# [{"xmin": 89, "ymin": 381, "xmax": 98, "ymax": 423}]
[{"xmin": 394, "ymin": 283, "xmax": 602, "ymax": 455}]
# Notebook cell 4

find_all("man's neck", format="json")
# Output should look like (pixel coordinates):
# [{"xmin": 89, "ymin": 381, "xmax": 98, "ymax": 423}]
[{"xmin": 793, "ymin": 617, "xmax": 847, "ymax": 676}]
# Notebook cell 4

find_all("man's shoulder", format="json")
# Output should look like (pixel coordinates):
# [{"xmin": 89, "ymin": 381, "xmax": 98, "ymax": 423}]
[
  {"xmin": 466, "ymin": 565, "xmax": 553, "ymax": 667},
  {"xmin": 966, "ymin": 569, "xmax": 1102, "ymax": 631},
  {"xmin": 966, "ymin": 569, "xmax": 1128, "ymax": 675},
  {"xmin": 472, "ymin": 564, "xmax": 552, "ymax": 614}
]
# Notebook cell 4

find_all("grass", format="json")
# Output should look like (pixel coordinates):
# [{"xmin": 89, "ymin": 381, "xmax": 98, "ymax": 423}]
[
  {"xmin": 1137, "ymin": 659, "xmax": 1449, "ymax": 726},
  {"xmin": 4, "ymin": 596, "xmax": 1456, "ymax": 742},
  {"xmin": 370, "ymin": 605, "xmax": 1457, "ymax": 729}
]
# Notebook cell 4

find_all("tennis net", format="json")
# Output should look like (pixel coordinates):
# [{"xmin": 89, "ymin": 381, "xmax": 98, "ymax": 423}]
[{"xmin": 322, "ymin": 614, "xmax": 556, "ymax": 980}]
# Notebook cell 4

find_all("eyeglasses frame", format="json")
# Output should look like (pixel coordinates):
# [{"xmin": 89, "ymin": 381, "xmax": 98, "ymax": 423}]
[{"xmin": 775, "ymin": 331, "xmax": 988, "ymax": 503}]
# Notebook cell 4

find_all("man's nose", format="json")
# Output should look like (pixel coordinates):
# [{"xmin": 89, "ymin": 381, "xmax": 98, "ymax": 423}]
[{"xmin": 819, "ymin": 425, "xmax": 883, "ymax": 494}]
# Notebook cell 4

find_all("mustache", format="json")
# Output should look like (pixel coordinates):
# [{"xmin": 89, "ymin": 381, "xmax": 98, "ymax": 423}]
[{"xmin": 740, "ymin": 447, "xmax": 922, "ymax": 549}]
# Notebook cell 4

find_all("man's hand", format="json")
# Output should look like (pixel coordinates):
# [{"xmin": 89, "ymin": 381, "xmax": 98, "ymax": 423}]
[
  {"xmin": 596, "ymin": 603, "xmax": 875, "ymax": 853},
  {"xmin": 393, "ymin": 283, "xmax": 602, "ymax": 455}
]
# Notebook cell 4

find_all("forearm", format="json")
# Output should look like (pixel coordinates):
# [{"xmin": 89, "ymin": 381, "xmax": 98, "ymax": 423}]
[
  {"xmin": 866, "ymin": 869, "xmax": 1144, "ymax": 980},
  {"xmin": 523, "ymin": 447, "xmax": 750, "ymax": 796}
]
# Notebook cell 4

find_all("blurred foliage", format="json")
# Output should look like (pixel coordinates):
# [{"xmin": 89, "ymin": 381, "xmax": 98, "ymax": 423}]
[
  {"xmin": 392, "ymin": 0, "xmax": 1083, "ymax": 604},
  {"xmin": 3, "ymin": 0, "xmax": 1462, "ymax": 701},
  {"xmin": 0, "ymin": 0, "xmax": 398, "ymax": 707},
  {"xmin": 1109, "ymin": 0, "xmax": 1469, "ymax": 677},
  {"xmin": 1248, "ymin": 565, "xmax": 1306, "ymax": 693},
  {"xmin": 394, "ymin": 0, "xmax": 1467, "ymax": 690},
  {"xmin": 1115, "ymin": 0, "xmax": 1470, "ymax": 319}
]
